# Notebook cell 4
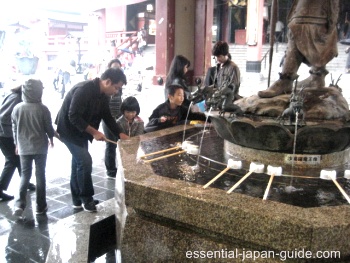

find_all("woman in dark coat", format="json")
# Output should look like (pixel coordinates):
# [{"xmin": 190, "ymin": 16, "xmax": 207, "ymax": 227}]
[{"xmin": 164, "ymin": 55, "xmax": 191, "ymax": 107}]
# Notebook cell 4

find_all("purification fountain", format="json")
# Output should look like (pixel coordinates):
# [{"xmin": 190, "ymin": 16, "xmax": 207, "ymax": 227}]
[{"xmin": 117, "ymin": 79, "xmax": 350, "ymax": 262}]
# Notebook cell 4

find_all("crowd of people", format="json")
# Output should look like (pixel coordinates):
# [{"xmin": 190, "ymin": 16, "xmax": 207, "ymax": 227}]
[
  {"xmin": 1, "ymin": 18, "xmax": 347, "ymax": 213},
  {"xmin": 0, "ymin": 37, "xmax": 236, "ymax": 215},
  {"xmin": 0, "ymin": 0, "xmax": 345, "ymax": 215}
]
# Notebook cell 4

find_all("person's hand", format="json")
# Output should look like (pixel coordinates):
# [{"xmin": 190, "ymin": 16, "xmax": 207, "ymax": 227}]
[
  {"xmin": 160, "ymin": 116, "xmax": 167, "ymax": 123},
  {"xmin": 86, "ymin": 125, "xmax": 106, "ymax": 141},
  {"xmin": 54, "ymin": 131, "xmax": 61, "ymax": 140},
  {"xmin": 93, "ymin": 131, "xmax": 106, "ymax": 141},
  {"xmin": 119, "ymin": 133, "xmax": 129, "ymax": 140}
]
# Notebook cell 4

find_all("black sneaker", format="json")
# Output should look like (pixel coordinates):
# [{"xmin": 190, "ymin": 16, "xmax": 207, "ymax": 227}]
[
  {"xmin": 0, "ymin": 192, "xmax": 14, "ymax": 202},
  {"xmin": 73, "ymin": 199, "xmax": 99, "ymax": 209},
  {"xmin": 83, "ymin": 201, "xmax": 97, "ymax": 212},
  {"xmin": 27, "ymin": 183, "xmax": 36, "ymax": 191},
  {"xmin": 36, "ymin": 206, "xmax": 48, "ymax": 215}
]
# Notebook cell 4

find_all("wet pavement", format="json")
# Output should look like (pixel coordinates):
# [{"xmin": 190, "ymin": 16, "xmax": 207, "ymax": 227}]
[
  {"xmin": 0, "ymin": 80, "xmax": 110, "ymax": 263},
  {"xmin": 0, "ymin": 113, "xmax": 116, "ymax": 263}
]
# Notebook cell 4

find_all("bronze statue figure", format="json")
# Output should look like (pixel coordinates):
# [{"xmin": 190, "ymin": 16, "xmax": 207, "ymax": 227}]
[{"xmin": 258, "ymin": 0, "xmax": 339, "ymax": 98}]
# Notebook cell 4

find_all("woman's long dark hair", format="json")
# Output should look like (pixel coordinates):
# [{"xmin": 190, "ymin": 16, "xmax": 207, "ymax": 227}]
[{"xmin": 165, "ymin": 55, "xmax": 191, "ymax": 88}]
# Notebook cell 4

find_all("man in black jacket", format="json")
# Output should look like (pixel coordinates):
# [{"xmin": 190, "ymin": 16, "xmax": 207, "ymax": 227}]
[{"xmin": 55, "ymin": 68, "xmax": 126, "ymax": 212}]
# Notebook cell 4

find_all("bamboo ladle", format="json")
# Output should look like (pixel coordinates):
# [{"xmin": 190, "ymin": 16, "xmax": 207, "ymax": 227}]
[
  {"xmin": 227, "ymin": 162, "xmax": 265, "ymax": 194},
  {"xmin": 203, "ymin": 159, "xmax": 242, "ymax": 189},
  {"xmin": 141, "ymin": 141, "xmax": 199, "ymax": 164},
  {"xmin": 263, "ymin": 165, "xmax": 282, "ymax": 201}
]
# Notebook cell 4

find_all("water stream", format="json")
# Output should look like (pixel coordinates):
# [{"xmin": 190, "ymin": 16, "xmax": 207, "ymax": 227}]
[
  {"xmin": 182, "ymin": 101, "xmax": 193, "ymax": 145},
  {"xmin": 289, "ymin": 111, "xmax": 299, "ymax": 188},
  {"xmin": 192, "ymin": 106, "xmax": 212, "ymax": 173},
  {"xmin": 291, "ymin": 112, "xmax": 299, "ymax": 170}
]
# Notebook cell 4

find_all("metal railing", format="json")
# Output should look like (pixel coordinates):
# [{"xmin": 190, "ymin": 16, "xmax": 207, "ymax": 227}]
[
  {"xmin": 261, "ymin": 49, "xmax": 270, "ymax": 70},
  {"xmin": 43, "ymin": 31, "xmax": 138, "ymax": 54},
  {"xmin": 107, "ymin": 31, "xmax": 138, "ymax": 56}
]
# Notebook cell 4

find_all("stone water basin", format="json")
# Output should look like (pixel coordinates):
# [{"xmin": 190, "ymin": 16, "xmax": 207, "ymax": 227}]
[{"xmin": 118, "ymin": 125, "xmax": 350, "ymax": 262}]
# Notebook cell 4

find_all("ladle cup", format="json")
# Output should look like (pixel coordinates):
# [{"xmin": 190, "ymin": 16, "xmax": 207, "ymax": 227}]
[
  {"xmin": 263, "ymin": 165, "xmax": 282, "ymax": 201},
  {"xmin": 344, "ymin": 170, "xmax": 350, "ymax": 180},
  {"xmin": 203, "ymin": 159, "xmax": 242, "ymax": 189},
  {"xmin": 320, "ymin": 169, "xmax": 350, "ymax": 204}
]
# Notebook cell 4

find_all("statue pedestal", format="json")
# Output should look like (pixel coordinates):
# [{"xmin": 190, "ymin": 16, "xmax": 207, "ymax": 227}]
[{"xmin": 209, "ymin": 113, "xmax": 350, "ymax": 157}]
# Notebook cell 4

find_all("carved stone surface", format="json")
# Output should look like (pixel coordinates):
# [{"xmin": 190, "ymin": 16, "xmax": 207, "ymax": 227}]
[
  {"xmin": 235, "ymin": 86, "xmax": 350, "ymax": 120},
  {"xmin": 207, "ymin": 84, "xmax": 350, "ymax": 155},
  {"xmin": 209, "ymin": 114, "xmax": 350, "ymax": 154}
]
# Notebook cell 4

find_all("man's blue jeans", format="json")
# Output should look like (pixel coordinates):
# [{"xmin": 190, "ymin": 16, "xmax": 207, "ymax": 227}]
[
  {"xmin": 15, "ymin": 154, "xmax": 47, "ymax": 211},
  {"xmin": 61, "ymin": 139, "xmax": 94, "ymax": 205}
]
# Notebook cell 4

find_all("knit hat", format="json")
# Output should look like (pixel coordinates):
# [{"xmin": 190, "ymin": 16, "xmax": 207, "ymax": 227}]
[{"xmin": 22, "ymin": 79, "xmax": 44, "ymax": 103}]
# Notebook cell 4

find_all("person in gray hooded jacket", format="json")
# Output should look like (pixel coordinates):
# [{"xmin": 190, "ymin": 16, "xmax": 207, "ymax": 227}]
[
  {"xmin": 0, "ymin": 85, "xmax": 36, "ymax": 202},
  {"xmin": 11, "ymin": 79, "xmax": 56, "ymax": 217}
]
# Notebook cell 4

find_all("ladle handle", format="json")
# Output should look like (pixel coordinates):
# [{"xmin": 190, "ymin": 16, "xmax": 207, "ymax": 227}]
[
  {"xmin": 105, "ymin": 138, "xmax": 119, "ymax": 145},
  {"xmin": 227, "ymin": 171, "xmax": 253, "ymax": 194},
  {"xmin": 143, "ymin": 150, "xmax": 186, "ymax": 163},
  {"xmin": 332, "ymin": 178, "xmax": 350, "ymax": 205},
  {"xmin": 263, "ymin": 174, "xmax": 275, "ymax": 201},
  {"xmin": 203, "ymin": 167, "xmax": 231, "ymax": 189},
  {"xmin": 140, "ymin": 146, "xmax": 181, "ymax": 159}
]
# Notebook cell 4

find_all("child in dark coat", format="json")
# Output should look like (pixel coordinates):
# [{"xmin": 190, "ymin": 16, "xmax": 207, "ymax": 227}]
[{"xmin": 145, "ymin": 84, "xmax": 207, "ymax": 132}]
